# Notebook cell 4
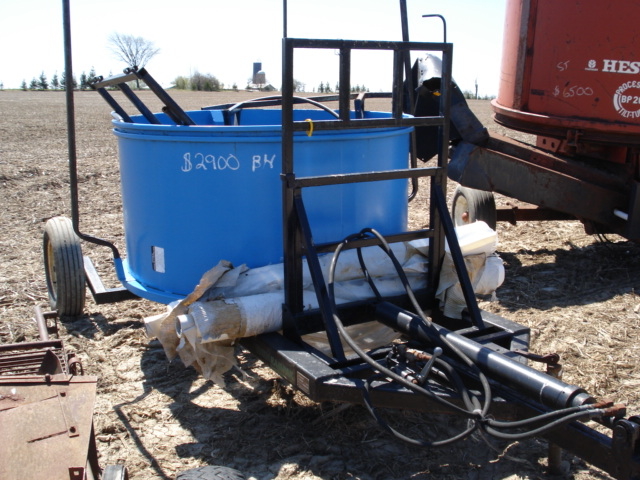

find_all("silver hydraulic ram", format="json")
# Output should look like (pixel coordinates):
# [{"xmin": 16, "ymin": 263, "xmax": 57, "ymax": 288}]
[{"xmin": 374, "ymin": 301, "xmax": 595, "ymax": 410}]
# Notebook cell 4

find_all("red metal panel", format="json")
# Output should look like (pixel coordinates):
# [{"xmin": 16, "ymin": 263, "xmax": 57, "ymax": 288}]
[
  {"xmin": 497, "ymin": 0, "xmax": 533, "ymax": 110},
  {"xmin": 495, "ymin": 0, "xmax": 640, "ymax": 137}
]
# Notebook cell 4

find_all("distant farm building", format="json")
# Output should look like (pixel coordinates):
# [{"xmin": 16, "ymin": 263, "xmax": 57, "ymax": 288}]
[{"xmin": 249, "ymin": 61, "xmax": 275, "ymax": 91}]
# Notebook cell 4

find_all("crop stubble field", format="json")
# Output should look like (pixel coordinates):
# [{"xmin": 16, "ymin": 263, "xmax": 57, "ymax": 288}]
[{"xmin": 2, "ymin": 89, "xmax": 640, "ymax": 480}]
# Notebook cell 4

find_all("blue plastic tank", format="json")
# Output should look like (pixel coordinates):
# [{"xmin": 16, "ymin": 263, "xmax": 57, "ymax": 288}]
[{"xmin": 113, "ymin": 108, "xmax": 412, "ymax": 303}]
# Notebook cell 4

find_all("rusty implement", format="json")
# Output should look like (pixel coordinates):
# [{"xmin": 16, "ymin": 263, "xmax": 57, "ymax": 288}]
[
  {"xmin": 448, "ymin": 133, "xmax": 636, "ymax": 235},
  {"xmin": 0, "ymin": 340, "xmax": 100, "ymax": 480},
  {"xmin": 443, "ymin": 0, "xmax": 640, "ymax": 240}
]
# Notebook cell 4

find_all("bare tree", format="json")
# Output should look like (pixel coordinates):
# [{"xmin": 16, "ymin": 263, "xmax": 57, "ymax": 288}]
[{"xmin": 108, "ymin": 32, "xmax": 160, "ymax": 87}]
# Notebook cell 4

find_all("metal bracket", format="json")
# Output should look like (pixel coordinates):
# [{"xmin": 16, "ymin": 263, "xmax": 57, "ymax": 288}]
[
  {"xmin": 613, "ymin": 419, "xmax": 640, "ymax": 480},
  {"xmin": 57, "ymin": 390, "xmax": 79, "ymax": 438},
  {"xmin": 90, "ymin": 67, "xmax": 195, "ymax": 126}
]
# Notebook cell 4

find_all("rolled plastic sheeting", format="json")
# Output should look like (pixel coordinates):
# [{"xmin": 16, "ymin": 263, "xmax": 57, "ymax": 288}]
[
  {"xmin": 437, "ymin": 221, "xmax": 504, "ymax": 318},
  {"xmin": 145, "ymin": 227, "xmax": 503, "ymax": 384},
  {"xmin": 173, "ymin": 272, "xmax": 428, "ymax": 384}
]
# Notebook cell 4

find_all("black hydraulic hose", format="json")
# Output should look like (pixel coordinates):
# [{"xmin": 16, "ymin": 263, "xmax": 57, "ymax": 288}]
[
  {"xmin": 384, "ymin": 301, "xmax": 609, "ymax": 439},
  {"xmin": 327, "ymin": 231, "xmax": 482, "ymax": 418},
  {"xmin": 376, "ymin": 302, "xmax": 595, "ymax": 410},
  {"xmin": 488, "ymin": 403, "xmax": 597, "ymax": 430},
  {"xmin": 354, "ymin": 236, "xmax": 382, "ymax": 301},
  {"xmin": 225, "ymin": 95, "xmax": 340, "ymax": 118},
  {"xmin": 484, "ymin": 409, "xmax": 605, "ymax": 441},
  {"xmin": 330, "ymin": 304, "xmax": 475, "ymax": 418},
  {"xmin": 327, "ymin": 228, "xmax": 607, "ymax": 446},
  {"xmin": 363, "ymin": 228, "xmax": 493, "ymax": 405},
  {"xmin": 361, "ymin": 374, "xmax": 478, "ymax": 447},
  {"xmin": 342, "ymin": 228, "xmax": 494, "ymax": 415},
  {"xmin": 430, "ymin": 357, "xmax": 476, "ymax": 412}
]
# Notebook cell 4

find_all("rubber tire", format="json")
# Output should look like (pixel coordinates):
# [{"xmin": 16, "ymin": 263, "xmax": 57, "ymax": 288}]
[
  {"xmin": 175, "ymin": 466, "xmax": 246, "ymax": 480},
  {"xmin": 102, "ymin": 465, "xmax": 128, "ymax": 480},
  {"xmin": 43, "ymin": 216, "xmax": 86, "ymax": 317},
  {"xmin": 451, "ymin": 185, "xmax": 497, "ymax": 230}
]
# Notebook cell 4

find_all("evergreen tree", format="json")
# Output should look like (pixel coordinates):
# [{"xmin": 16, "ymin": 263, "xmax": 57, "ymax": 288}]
[
  {"xmin": 79, "ymin": 72, "xmax": 88, "ymax": 90},
  {"xmin": 87, "ymin": 66, "xmax": 97, "ymax": 86},
  {"xmin": 37, "ymin": 71, "xmax": 49, "ymax": 90},
  {"xmin": 29, "ymin": 78, "xmax": 38, "ymax": 90},
  {"xmin": 51, "ymin": 73, "xmax": 60, "ymax": 90},
  {"xmin": 60, "ymin": 71, "xmax": 78, "ymax": 91},
  {"xmin": 21, "ymin": 80, "xmax": 27, "ymax": 91}
]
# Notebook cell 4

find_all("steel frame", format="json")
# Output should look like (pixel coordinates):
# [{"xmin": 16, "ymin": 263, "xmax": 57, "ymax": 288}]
[{"xmin": 280, "ymin": 37, "xmax": 453, "ymax": 361}]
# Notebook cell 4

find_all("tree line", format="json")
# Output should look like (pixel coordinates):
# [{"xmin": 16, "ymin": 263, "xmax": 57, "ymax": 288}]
[
  {"xmin": 316, "ymin": 82, "xmax": 369, "ymax": 94},
  {"xmin": 20, "ymin": 68, "xmax": 102, "ymax": 91},
  {"xmin": 13, "ymin": 70, "xmax": 492, "ymax": 98},
  {"xmin": 462, "ymin": 90, "xmax": 496, "ymax": 100},
  {"xmin": 9, "ymin": 33, "xmax": 496, "ymax": 96}
]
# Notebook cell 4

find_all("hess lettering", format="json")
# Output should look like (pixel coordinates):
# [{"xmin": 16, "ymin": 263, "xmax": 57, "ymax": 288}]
[{"xmin": 602, "ymin": 59, "xmax": 640, "ymax": 74}]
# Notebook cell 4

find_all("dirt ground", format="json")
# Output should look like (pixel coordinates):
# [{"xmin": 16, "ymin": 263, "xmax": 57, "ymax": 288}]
[{"xmin": 2, "ymin": 89, "xmax": 640, "ymax": 480}]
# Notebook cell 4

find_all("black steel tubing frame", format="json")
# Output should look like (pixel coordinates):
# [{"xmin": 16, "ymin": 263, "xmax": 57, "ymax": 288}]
[
  {"xmin": 61, "ymin": 0, "xmax": 142, "ymax": 306},
  {"xmin": 280, "ymin": 37, "xmax": 455, "ymax": 362},
  {"xmin": 90, "ymin": 67, "xmax": 196, "ymax": 126},
  {"xmin": 62, "ymin": 0, "xmax": 121, "ymax": 260}
]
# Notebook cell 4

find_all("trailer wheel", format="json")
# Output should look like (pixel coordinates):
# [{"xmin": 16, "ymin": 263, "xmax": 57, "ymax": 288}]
[
  {"xmin": 452, "ymin": 186, "xmax": 497, "ymax": 230},
  {"xmin": 43, "ymin": 216, "xmax": 86, "ymax": 317},
  {"xmin": 175, "ymin": 466, "xmax": 245, "ymax": 480}
]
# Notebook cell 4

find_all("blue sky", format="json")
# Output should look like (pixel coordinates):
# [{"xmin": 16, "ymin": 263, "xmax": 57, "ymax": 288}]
[{"xmin": 1, "ymin": 0, "xmax": 506, "ymax": 95}]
